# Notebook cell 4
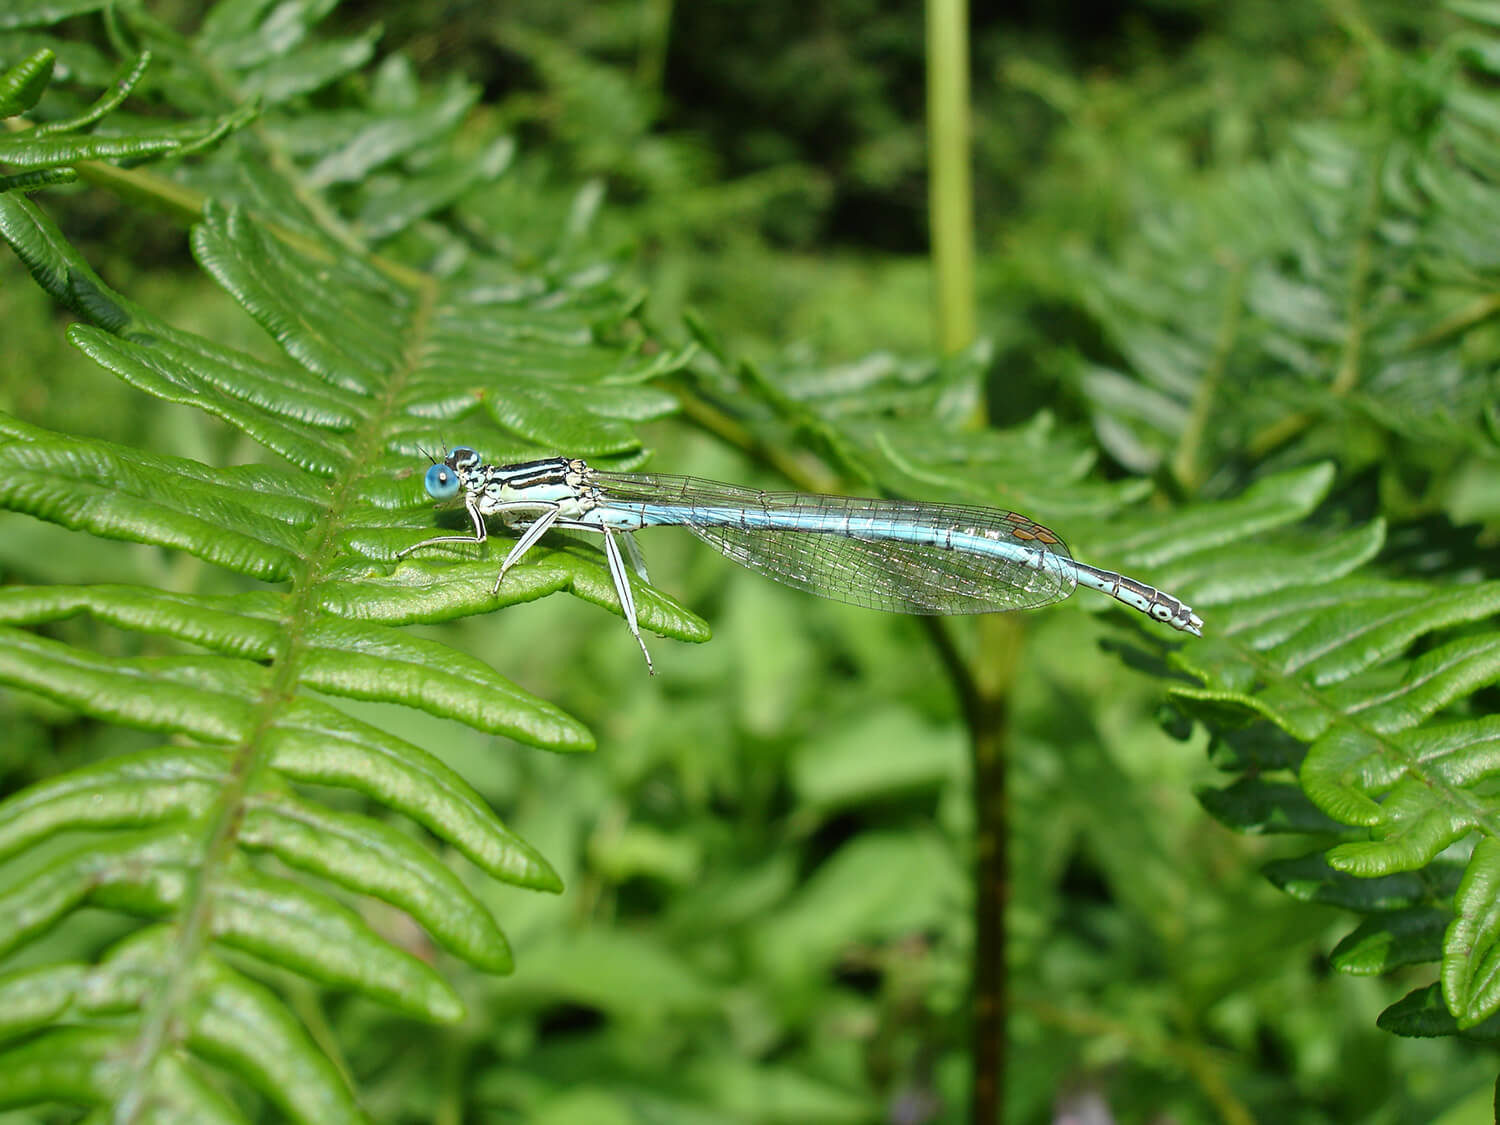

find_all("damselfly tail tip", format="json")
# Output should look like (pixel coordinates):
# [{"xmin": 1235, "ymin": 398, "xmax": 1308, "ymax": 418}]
[{"xmin": 1151, "ymin": 593, "xmax": 1203, "ymax": 636}]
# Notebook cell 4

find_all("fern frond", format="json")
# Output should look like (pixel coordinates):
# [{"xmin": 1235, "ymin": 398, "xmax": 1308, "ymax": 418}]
[
  {"xmin": 706, "ymin": 304, "xmax": 1500, "ymax": 1049},
  {"xmin": 1019, "ymin": 10, "xmax": 1500, "ymax": 503},
  {"xmin": 0, "ymin": 19, "xmax": 707, "ymax": 1101},
  {"xmin": 0, "ymin": 47, "xmax": 253, "ymax": 194},
  {"xmin": 0, "ymin": 46, "xmax": 55, "ymax": 118},
  {"xmin": 1167, "ymin": 520, "xmax": 1500, "ymax": 1033},
  {"xmin": 972, "ymin": 7, "xmax": 1500, "ymax": 1052}
]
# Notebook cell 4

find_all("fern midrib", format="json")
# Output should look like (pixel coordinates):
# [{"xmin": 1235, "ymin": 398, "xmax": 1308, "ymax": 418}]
[
  {"xmin": 1170, "ymin": 258, "xmax": 1243, "ymax": 492},
  {"xmin": 1247, "ymin": 135, "xmax": 1386, "ymax": 459},
  {"xmin": 189, "ymin": 36, "xmax": 404, "ymax": 261},
  {"xmin": 111, "ymin": 256, "xmax": 440, "ymax": 1124},
  {"xmin": 1329, "ymin": 148, "xmax": 1382, "ymax": 398}
]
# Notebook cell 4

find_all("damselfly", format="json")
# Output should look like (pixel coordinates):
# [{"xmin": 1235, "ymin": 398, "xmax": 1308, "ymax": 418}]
[{"xmin": 399, "ymin": 447, "xmax": 1203, "ymax": 673}]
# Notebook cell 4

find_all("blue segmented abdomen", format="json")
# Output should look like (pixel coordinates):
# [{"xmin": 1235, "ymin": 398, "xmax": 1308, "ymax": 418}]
[
  {"xmin": 583, "ymin": 476, "xmax": 1080, "ymax": 616},
  {"xmin": 633, "ymin": 503, "xmax": 1077, "ymax": 583},
  {"xmin": 586, "ymin": 471, "xmax": 1200, "ymax": 632}
]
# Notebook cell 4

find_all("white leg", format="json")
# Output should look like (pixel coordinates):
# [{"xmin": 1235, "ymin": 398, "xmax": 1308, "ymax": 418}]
[
  {"xmin": 397, "ymin": 494, "xmax": 488, "ymax": 558},
  {"xmin": 493, "ymin": 505, "xmax": 563, "ymax": 594},
  {"xmin": 399, "ymin": 499, "xmax": 559, "ymax": 560},
  {"xmin": 601, "ymin": 525, "xmax": 654, "ymax": 674}
]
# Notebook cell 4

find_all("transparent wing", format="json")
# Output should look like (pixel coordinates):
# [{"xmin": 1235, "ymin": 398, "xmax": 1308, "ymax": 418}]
[{"xmin": 590, "ymin": 472, "xmax": 1077, "ymax": 616}]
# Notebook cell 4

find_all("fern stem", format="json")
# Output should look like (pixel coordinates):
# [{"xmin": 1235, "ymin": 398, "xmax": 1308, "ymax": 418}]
[
  {"xmin": 635, "ymin": 0, "xmax": 675, "ymax": 95},
  {"xmin": 1330, "ymin": 154, "xmax": 1381, "ymax": 398},
  {"xmin": 1026, "ymin": 1000, "xmax": 1257, "ymax": 1125},
  {"xmin": 924, "ymin": 6, "xmax": 1021, "ymax": 1113},
  {"xmin": 670, "ymin": 379, "xmax": 845, "ymax": 494},
  {"xmin": 22, "ymin": 136, "xmax": 434, "ymax": 292},
  {"xmin": 2, "ymin": 72, "xmax": 406, "ymax": 278},
  {"xmin": 289, "ymin": 981, "xmax": 356, "ymax": 1090},
  {"xmin": 1406, "ymin": 291, "xmax": 1500, "ymax": 351},
  {"xmin": 182, "ymin": 36, "xmax": 373, "ymax": 259},
  {"xmin": 926, "ymin": 0, "xmax": 976, "ymax": 357},
  {"xmin": 1171, "ymin": 260, "xmax": 1244, "ymax": 492},
  {"xmin": 1248, "ymin": 122, "xmax": 1384, "ymax": 460},
  {"xmin": 673, "ymin": 367, "xmax": 1024, "ymax": 1120},
  {"xmin": 923, "ymin": 612, "xmax": 1022, "ymax": 1125}
]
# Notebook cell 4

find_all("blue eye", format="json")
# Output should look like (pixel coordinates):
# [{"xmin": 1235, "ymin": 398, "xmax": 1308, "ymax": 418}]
[{"xmin": 424, "ymin": 463, "xmax": 461, "ymax": 500}]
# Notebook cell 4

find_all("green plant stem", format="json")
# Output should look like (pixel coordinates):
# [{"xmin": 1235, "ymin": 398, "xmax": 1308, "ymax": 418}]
[
  {"xmin": 1408, "ymin": 291, "xmax": 1500, "ymax": 350},
  {"xmin": 77, "ymin": 155, "xmax": 428, "ymax": 289},
  {"xmin": 1027, "ymin": 1000, "xmax": 1256, "ymax": 1125},
  {"xmin": 670, "ymin": 378, "xmax": 844, "ymax": 494},
  {"xmin": 926, "ymin": 0, "xmax": 975, "ymax": 357},
  {"xmin": 3, "ymin": 94, "xmax": 414, "ymax": 285},
  {"xmin": 636, "ymin": 0, "xmax": 675, "ymax": 95},
  {"xmin": 672, "ymin": 373, "xmax": 1021, "ymax": 1124},
  {"xmin": 925, "ymin": 613, "xmax": 1020, "ymax": 1125},
  {"xmin": 2, "ymin": 108, "xmax": 204, "ymax": 224},
  {"xmin": 1171, "ymin": 261, "xmax": 1243, "ymax": 492},
  {"xmin": 1247, "ymin": 134, "xmax": 1381, "ymax": 461},
  {"xmin": 925, "ymin": 4, "xmax": 1017, "ymax": 1118}
]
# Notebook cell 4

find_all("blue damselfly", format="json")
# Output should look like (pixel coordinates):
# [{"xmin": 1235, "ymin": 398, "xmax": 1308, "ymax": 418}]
[{"xmin": 400, "ymin": 447, "xmax": 1202, "ymax": 672}]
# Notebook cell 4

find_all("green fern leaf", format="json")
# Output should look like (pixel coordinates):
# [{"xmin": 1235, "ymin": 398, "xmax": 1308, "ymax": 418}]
[
  {"xmin": 1173, "ymin": 525, "xmax": 1500, "ymax": 1030},
  {"xmin": 0, "ymin": 46, "xmax": 53, "ymax": 117},
  {"xmin": 0, "ymin": 21, "xmax": 706, "ymax": 1104},
  {"xmin": 775, "ymin": 314, "xmax": 1500, "ymax": 1046},
  {"xmin": 0, "ymin": 48, "xmax": 253, "ymax": 192}
]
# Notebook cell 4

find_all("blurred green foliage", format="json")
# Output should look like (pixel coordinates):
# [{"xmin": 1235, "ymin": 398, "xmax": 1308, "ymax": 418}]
[{"xmin": 1, "ymin": 2, "xmax": 1499, "ymax": 1124}]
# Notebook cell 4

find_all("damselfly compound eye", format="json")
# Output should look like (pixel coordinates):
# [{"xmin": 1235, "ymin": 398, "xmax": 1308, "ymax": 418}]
[{"xmin": 424, "ymin": 463, "xmax": 461, "ymax": 500}]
